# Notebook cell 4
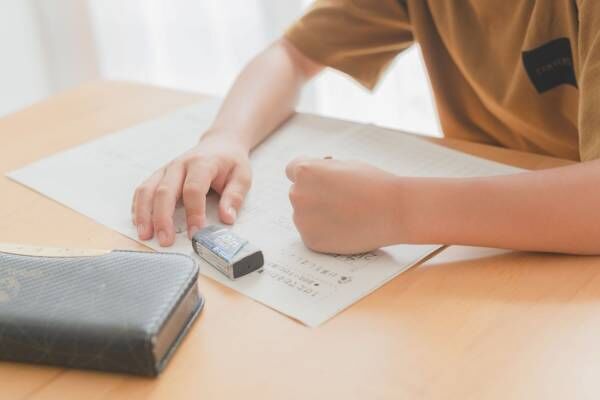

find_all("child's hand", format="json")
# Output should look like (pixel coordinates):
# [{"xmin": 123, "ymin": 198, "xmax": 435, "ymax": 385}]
[
  {"xmin": 132, "ymin": 135, "xmax": 252, "ymax": 246},
  {"xmin": 285, "ymin": 157, "xmax": 406, "ymax": 254}
]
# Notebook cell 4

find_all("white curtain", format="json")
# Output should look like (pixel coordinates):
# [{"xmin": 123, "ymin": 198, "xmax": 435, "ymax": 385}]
[
  {"xmin": 87, "ymin": 0, "xmax": 300, "ymax": 96},
  {"xmin": 5, "ymin": 0, "xmax": 441, "ymax": 136},
  {"xmin": 0, "ymin": 2, "xmax": 51, "ymax": 115}
]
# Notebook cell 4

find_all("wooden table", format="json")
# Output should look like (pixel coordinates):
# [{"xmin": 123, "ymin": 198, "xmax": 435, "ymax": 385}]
[{"xmin": 1, "ymin": 81, "xmax": 598, "ymax": 400}]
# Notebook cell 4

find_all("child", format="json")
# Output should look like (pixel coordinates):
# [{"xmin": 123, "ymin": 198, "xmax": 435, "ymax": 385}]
[{"xmin": 132, "ymin": 0, "xmax": 600, "ymax": 255}]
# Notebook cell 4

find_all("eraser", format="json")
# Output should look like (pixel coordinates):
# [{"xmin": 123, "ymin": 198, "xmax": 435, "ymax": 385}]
[{"xmin": 191, "ymin": 225, "xmax": 264, "ymax": 280}]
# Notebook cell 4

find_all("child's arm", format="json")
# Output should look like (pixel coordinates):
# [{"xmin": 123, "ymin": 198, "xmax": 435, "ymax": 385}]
[
  {"xmin": 286, "ymin": 157, "xmax": 600, "ymax": 255},
  {"xmin": 132, "ymin": 39, "xmax": 323, "ymax": 246},
  {"xmin": 409, "ymin": 160, "xmax": 600, "ymax": 254}
]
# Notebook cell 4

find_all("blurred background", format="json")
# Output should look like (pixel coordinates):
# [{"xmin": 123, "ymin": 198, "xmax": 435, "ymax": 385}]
[{"xmin": 1, "ymin": 0, "xmax": 441, "ymax": 136}]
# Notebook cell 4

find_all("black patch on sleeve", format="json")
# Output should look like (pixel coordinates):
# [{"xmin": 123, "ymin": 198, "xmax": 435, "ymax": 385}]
[{"xmin": 522, "ymin": 38, "xmax": 577, "ymax": 93}]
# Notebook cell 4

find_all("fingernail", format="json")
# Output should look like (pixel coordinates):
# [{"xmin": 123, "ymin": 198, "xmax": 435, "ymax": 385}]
[
  {"xmin": 228, "ymin": 207, "xmax": 237, "ymax": 221},
  {"xmin": 188, "ymin": 225, "xmax": 199, "ymax": 239},
  {"xmin": 137, "ymin": 224, "xmax": 145, "ymax": 238},
  {"xmin": 158, "ymin": 230, "xmax": 168, "ymax": 245}
]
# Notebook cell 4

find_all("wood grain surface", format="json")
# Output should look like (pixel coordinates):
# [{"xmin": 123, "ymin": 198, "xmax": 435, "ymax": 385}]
[{"xmin": 1, "ymin": 81, "xmax": 596, "ymax": 400}]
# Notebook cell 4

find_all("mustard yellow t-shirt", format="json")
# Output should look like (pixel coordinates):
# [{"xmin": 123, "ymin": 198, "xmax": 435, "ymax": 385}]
[{"xmin": 285, "ymin": 0, "xmax": 600, "ymax": 161}]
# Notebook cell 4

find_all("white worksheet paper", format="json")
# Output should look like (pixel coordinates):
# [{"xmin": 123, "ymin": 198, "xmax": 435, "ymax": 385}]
[{"xmin": 8, "ymin": 99, "xmax": 522, "ymax": 327}]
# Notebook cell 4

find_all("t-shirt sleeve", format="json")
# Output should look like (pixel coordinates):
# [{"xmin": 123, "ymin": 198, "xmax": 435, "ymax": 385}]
[
  {"xmin": 284, "ymin": 0, "xmax": 414, "ymax": 90},
  {"xmin": 577, "ymin": 0, "xmax": 600, "ymax": 161}
]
